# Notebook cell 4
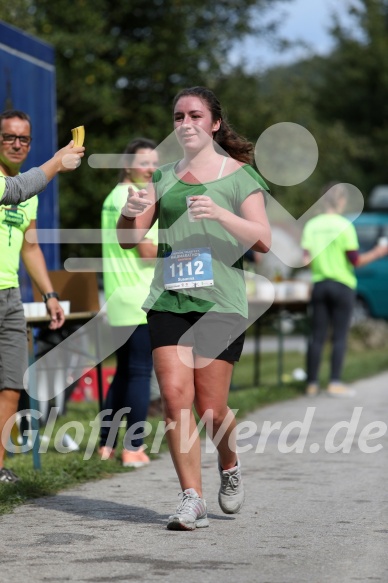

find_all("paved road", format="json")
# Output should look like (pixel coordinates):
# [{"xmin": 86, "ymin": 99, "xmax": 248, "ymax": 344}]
[{"xmin": 1, "ymin": 373, "xmax": 387, "ymax": 583}]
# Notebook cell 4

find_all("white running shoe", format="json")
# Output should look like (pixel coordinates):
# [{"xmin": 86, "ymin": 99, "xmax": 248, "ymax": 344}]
[
  {"xmin": 167, "ymin": 488, "xmax": 209, "ymax": 531},
  {"xmin": 218, "ymin": 459, "xmax": 245, "ymax": 514}
]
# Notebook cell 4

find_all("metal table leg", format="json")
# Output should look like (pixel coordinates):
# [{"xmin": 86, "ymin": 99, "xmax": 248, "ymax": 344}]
[{"xmin": 27, "ymin": 326, "xmax": 41, "ymax": 470}]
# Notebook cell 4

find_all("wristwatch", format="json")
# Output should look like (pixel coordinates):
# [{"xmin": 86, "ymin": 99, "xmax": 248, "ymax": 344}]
[{"xmin": 42, "ymin": 291, "xmax": 59, "ymax": 303}]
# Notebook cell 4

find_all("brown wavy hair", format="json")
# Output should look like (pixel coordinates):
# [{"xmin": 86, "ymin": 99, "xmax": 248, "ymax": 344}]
[{"xmin": 172, "ymin": 86, "xmax": 254, "ymax": 165}]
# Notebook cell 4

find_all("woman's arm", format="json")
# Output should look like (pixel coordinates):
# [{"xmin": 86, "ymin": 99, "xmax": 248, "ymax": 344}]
[
  {"xmin": 187, "ymin": 190, "xmax": 271, "ymax": 253},
  {"xmin": 116, "ymin": 184, "xmax": 158, "ymax": 249},
  {"xmin": 138, "ymin": 238, "xmax": 158, "ymax": 259}
]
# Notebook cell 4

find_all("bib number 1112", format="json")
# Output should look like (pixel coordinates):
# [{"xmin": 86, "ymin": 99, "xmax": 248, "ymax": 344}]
[
  {"xmin": 163, "ymin": 247, "xmax": 214, "ymax": 290},
  {"xmin": 169, "ymin": 260, "xmax": 204, "ymax": 278}
]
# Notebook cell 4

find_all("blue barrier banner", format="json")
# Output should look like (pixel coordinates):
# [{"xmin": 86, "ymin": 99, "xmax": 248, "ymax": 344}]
[{"xmin": 0, "ymin": 20, "xmax": 59, "ymax": 299}]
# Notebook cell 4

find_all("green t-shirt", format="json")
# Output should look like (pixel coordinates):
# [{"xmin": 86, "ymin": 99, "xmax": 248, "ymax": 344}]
[
  {"xmin": 0, "ymin": 170, "xmax": 38, "ymax": 289},
  {"xmin": 102, "ymin": 183, "xmax": 158, "ymax": 326},
  {"xmin": 301, "ymin": 213, "xmax": 359, "ymax": 289},
  {"xmin": 143, "ymin": 162, "xmax": 269, "ymax": 317}
]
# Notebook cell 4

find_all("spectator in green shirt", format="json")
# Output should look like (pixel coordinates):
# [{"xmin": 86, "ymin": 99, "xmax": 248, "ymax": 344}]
[
  {"xmin": 98, "ymin": 138, "xmax": 159, "ymax": 468},
  {"xmin": 0, "ymin": 109, "xmax": 84, "ymax": 484},
  {"xmin": 302, "ymin": 183, "xmax": 388, "ymax": 397}
]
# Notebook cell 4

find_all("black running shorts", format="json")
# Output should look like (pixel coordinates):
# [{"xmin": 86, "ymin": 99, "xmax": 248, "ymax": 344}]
[{"xmin": 147, "ymin": 310, "xmax": 246, "ymax": 362}]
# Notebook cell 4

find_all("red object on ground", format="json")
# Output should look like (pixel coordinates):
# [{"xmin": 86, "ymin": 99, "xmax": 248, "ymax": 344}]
[{"xmin": 70, "ymin": 367, "xmax": 115, "ymax": 401}]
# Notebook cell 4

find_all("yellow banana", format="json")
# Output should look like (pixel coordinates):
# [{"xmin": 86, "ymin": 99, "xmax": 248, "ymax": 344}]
[{"xmin": 71, "ymin": 125, "xmax": 85, "ymax": 147}]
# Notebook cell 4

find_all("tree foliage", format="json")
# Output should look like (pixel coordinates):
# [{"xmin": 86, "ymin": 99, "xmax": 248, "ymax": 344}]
[
  {"xmin": 0, "ymin": 0, "xmax": 292, "ymax": 258},
  {"xmin": 314, "ymin": 0, "xmax": 388, "ymax": 196},
  {"xmin": 216, "ymin": 0, "xmax": 388, "ymax": 215},
  {"xmin": 1, "ymin": 0, "xmax": 387, "ymax": 255}
]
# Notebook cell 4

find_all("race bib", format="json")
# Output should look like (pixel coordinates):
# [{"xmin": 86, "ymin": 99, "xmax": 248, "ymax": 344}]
[{"xmin": 163, "ymin": 247, "xmax": 214, "ymax": 290}]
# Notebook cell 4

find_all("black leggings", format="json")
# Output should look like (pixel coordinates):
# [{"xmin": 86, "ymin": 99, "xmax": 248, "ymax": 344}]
[{"xmin": 307, "ymin": 280, "xmax": 355, "ymax": 383}]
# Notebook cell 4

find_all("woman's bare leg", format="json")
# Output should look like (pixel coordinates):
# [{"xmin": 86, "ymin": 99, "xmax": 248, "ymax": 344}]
[
  {"xmin": 194, "ymin": 356, "xmax": 244, "ymax": 514},
  {"xmin": 193, "ymin": 357, "xmax": 237, "ymax": 469},
  {"xmin": 153, "ymin": 346, "xmax": 203, "ymax": 495}
]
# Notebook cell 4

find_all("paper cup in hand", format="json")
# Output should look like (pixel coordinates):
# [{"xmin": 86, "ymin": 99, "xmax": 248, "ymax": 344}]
[
  {"xmin": 378, "ymin": 236, "xmax": 388, "ymax": 247},
  {"xmin": 186, "ymin": 196, "xmax": 196, "ymax": 222}
]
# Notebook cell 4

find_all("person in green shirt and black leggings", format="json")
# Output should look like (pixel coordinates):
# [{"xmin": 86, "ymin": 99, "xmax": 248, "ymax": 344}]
[{"xmin": 302, "ymin": 183, "xmax": 388, "ymax": 397}]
